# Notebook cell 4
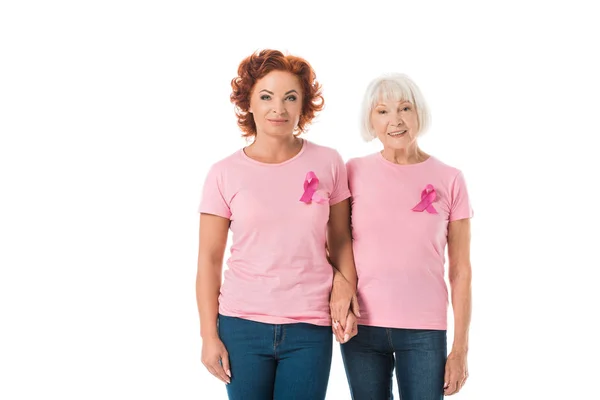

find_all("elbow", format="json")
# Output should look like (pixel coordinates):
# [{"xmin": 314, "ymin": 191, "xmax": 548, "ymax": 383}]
[{"xmin": 449, "ymin": 263, "xmax": 472, "ymax": 285}]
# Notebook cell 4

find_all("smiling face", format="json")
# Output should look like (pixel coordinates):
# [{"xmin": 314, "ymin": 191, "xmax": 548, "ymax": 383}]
[
  {"xmin": 370, "ymin": 99, "xmax": 419, "ymax": 151},
  {"xmin": 248, "ymin": 70, "xmax": 303, "ymax": 138}
]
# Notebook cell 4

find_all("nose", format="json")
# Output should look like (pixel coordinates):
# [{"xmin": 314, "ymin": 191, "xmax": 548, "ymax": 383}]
[
  {"xmin": 272, "ymin": 100, "xmax": 287, "ymax": 115},
  {"xmin": 393, "ymin": 113, "xmax": 404, "ymax": 126}
]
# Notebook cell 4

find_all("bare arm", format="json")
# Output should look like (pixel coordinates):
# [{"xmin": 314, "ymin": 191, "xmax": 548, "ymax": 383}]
[
  {"xmin": 444, "ymin": 217, "xmax": 472, "ymax": 395},
  {"xmin": 196, "ymin": 213, "xmax": 229, "ymax": 339},
  {"xmin": 196, "ymin": 213, "xmax": 232, "ymax": 384},
  {"xmin": 327, "ymin": 199, "xmax": 357, "ymax": 288},
  {"xmin": 327, "ymin": 199, "xmax": 359, "ymax": 340},
  {"xmin": 448, "ymin": 218, "xmax": 472, "ymax": 352}
]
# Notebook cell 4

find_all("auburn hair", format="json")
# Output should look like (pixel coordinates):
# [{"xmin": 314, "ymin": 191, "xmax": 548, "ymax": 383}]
[{"xmin": 230, "ymin": 49, "xmax": 324, "ymax": 137}]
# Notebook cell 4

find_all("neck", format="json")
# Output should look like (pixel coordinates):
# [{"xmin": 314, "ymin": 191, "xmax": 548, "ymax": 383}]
[
  {"xmin": 246, "ymin": 133, "xmax": 302, "ymax": 163},
  {"xmin": 381, "ymin": 145, "xmax": 427, "ymax": 165}
]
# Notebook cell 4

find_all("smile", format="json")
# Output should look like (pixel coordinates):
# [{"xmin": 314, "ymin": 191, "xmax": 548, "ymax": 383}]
[
  {"xmin": 268, "ymin": 119, "xmax": 288, "ymax": 124},
  {"xmin": 388, "ymin": 130, "xmax": 407, "ymax": 136}
]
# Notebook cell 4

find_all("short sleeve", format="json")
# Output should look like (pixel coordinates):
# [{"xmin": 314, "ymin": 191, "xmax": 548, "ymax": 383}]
[
  {"xmin": 449, "ymin": 171, "xmax": 474, "ymax": 221},
  {"xmin": 198, "ymin": 164, "xmax": 231, "ymax": 219},
  {"xmin": 329, "ymin": 151, "xmax": 351, "ymax": 206}
]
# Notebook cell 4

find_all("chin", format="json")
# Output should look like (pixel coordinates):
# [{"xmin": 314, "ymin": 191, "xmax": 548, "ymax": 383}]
[
  {"xmin": 265, "ymin": 129, "xmax": 294, "ymax": 138},
  {"xmin": 386, "ymin": 142, "xmax": 409, "ymax": 150}
]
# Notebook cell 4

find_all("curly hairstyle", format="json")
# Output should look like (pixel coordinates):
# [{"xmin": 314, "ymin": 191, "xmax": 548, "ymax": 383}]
[{"xmin": 230, "ymin": 49, "xmax": 325, "ymax": 138}]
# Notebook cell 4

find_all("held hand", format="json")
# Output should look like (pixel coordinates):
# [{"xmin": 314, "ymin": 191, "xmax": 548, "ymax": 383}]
[
  {"xmin": 443, "ymin": 351, "xmax": 469, "ymax": 395},
  {"xmin": 330, "ymin": 272, "xmax": 360, "ymax": 330},
  {"xmin": 332, "ymin": 311, "xmax": 358, "ymax": 344},
  {"xmin": 201, "ymin": 336, "xmax": 231, "ymax": 384}
]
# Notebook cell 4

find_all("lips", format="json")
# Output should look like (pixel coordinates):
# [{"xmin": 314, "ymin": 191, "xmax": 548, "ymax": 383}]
[{"xmin": 388, "ymin": 130, "xmax": 407, "ymax": 136}]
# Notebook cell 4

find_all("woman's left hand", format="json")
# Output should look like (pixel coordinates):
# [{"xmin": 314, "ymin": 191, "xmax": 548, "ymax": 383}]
[
  {"xmin": 333, "ymin": 311, "xmax": 358, "ymax": 343},
  {"xmin": 443, "ymin": 351, "xmax": 469, "ymax": 395},
  {"xmin": 330, "ymin": 271, "xmax": 359, "ymax": 330}
]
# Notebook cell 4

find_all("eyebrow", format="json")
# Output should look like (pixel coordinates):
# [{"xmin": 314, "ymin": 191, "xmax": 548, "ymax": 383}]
[
  {"xmin": 259, "ymin": 89, "xmax": 299, "ymax": 95},
  {"xmin": 375, "ymin": 101, "xmax": 410, "ymax": 107}
]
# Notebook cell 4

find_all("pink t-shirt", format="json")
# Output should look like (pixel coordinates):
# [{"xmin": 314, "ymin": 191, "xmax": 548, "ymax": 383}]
[
  {"xmin": 347, "ymin": 152, "xmax": 473, "ymax": 330},
  {"xmin": 199, "ymin": 139, "xmax": 350, "ymax": 326}
]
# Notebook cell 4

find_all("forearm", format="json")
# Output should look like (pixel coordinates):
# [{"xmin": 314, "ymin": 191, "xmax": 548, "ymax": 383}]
[
  {"xmin": 196, "ymin": 259, "xmax": 222, "ymax": 339},
  {"xmin": 449, "ymin": 267, "xmax": 472, "ymax": 353},
  {"xmin": 329, "ymin": 237, "xmax": 357, "ymax": 289}
]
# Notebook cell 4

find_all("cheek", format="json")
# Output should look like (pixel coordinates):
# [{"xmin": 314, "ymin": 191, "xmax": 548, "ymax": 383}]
[
  {"xmin": 291, "ymin": 102, "xmax": 303, "ymax": 116},
  {"xmin": 372, "ymin": 118, "xmax": 388, "ymax": 136},
  {"xmin": 409, "ymin": 114, "xmax": 419, "ymax": 128}
]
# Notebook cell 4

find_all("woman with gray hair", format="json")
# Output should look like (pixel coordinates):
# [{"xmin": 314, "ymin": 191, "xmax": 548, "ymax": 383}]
[{"xmin": 339, "ymin": 73, "xmax": 473, "ymax": 399}]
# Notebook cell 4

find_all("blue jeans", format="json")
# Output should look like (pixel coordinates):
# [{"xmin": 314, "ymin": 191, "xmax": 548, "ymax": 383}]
[
  {"xmin": 218, "ymin": 314, "xmax": 333, "ymax": 400},
  {"xmin": 340, "ymin": 325, "xmax": 447, "ymax": 400}
]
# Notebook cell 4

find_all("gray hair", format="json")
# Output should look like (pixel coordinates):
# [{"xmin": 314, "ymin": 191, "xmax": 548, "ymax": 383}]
[{"xmin": 360, "ymin": 73, "xmax": 431, "ymax": 141}]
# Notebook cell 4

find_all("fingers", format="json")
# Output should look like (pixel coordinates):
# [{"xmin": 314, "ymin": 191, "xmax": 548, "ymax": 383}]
[
  {"xmin": 221, "ymin": 353, "xmax": 232, "ymax": 381},
  {"xmin": 337, "ymin": 311, "xmax": 348, "ymax": 332},
  {"xmin": 444, "ymin": 367, "xmax": 451, "ymax": 394},
  {"xmin": 332, "ymin": 320, "xmax": 345, "ymax": 342},
  {"xmin": 444, "ymin": 372, "xmax": 465, "ymax": 396},
  {"xmin": 205, "ymin": 362, "xmax": 230, "ymax": 384},
  {"xmin": 443, "ymin": 361, "xmax": 467, "ymax": 395},
  {"xmin": 329, "ymin": 306, "xmax": 340, "ymax": 328},
  {"xmin": 330, "ymin": 304, "xmax": 348, "ymax": 333},
  {"xmin": 330, "ymin": 295, "xmax": 352, "ymax": 326},
  {"xmin": 333, "ymin": 314, "xmax": 358, "ymax": 344},
  {"xmin": 444, "ymin": 380, "xmax": 459, "ymax": 396},
  {"xmin": 203, "ymin": 355, "xmax": 231, "ymax": 384},
  {"xmin": 444, "ymin": 381, "xmax": 458, "ymax": 396},
  {"xmin": 330, "ymin": 304, "xmax": 347, "ymax": 329},
  {"xmin": 343, "ymin": 318, "xmax": 357, "ymax": 342}
]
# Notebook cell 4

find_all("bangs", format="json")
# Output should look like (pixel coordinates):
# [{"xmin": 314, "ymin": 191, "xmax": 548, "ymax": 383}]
[{"xmin": 371, "ymin": 79, "xmax": 414, "ymax": 107}]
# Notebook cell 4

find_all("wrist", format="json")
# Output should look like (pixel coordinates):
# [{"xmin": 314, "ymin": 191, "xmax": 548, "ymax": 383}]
[
  {"xmin": 200, "ymin": 327, "xmax": 219, "ymax": 340},
  {"xmin": 333, "ymin": 274, "xmax": 356, "ymax": 292},
  {"xmin": 333, "ymin": 270, "xmax": 347, "ymax": 284},
  {"xmin": 450, "ymin": 346, "xmax": 469, "ymax": 356}
]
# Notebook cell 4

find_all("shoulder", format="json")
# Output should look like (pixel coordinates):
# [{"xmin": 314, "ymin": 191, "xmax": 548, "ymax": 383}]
[
  {"xmin": 346, "ymin": 152, "xmax": 379, "ymax": 171},
  {"xmin": 304, "ymin": 139, "xmax": 343, "ymax": 161},
  {"xmin": 202, "ymin": 149, "xmax": 246, "ymax": 186},
  {"xmin": 426, "ymin": 156, "xmax": 464, "ymax": 180},
  {"xmin": 207, "ymin": 149, "xmax": 243, "ymax": 172}
]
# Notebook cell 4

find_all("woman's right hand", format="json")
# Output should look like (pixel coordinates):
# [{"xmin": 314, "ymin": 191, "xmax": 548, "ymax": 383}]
[{"xmin": 201, "ymin": 336, "xmax": 231, "ymax": 384}]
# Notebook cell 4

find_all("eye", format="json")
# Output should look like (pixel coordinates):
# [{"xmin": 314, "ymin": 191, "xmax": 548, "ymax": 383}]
[
  {"xmin": 402, "ymin": 106, "xmax": 411, "ymax": 111},
  {"xmin": 260, "ymin": 95, "xmax": 271, "ymax": 100},
  {"xmin": 377, "ymin": 110, "xmax": 387, "ymax": 114},
  {"xmin": 286, "ymin": 95, "xmax": 298, "ymax": 101}
]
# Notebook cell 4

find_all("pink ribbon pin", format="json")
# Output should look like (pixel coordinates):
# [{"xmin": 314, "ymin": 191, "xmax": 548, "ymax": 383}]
[
  {"xmin": 300, "ymin": 171, "xmax": 328, "ymax": 204},
  {"xmin": 412, "ymin": 184, "xmax": 438, "ymax": 214}
]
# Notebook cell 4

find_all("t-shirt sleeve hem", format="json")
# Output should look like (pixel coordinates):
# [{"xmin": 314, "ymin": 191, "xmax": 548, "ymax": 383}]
[
  {"xmin": 329, "ymin": 191, "xmax": 351, "ymax": 206},
  {"xmin": 449, "ymin": 210, "xmax": 474, "ymax": 222},
  {"xmin": 198, "ymin": 207, "xmax": 231, "ymax": 219}
]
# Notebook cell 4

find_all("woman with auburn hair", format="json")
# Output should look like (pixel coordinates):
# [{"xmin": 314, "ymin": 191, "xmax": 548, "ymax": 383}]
[
  {"xmin": 196, "ymin": 49, "xmax": 359, "ymax": 399},
  {"xmin": 341, "ymin": 73, "xmax": 473, "ymax": 399}
]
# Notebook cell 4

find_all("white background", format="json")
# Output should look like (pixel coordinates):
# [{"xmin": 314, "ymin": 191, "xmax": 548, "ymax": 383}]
[{"xmin": 1, "ymin": 0, "xmax": 599, "ymax": 399}]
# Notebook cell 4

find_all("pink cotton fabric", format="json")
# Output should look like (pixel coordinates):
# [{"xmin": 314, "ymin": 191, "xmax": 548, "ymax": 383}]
[
  {"xmin": 347, "ymin": 152, "xmax": 473, "ymax": 330},
  {"xmin": 199, "ymin": 140, "xmax": 350, "ymax": 326}
]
